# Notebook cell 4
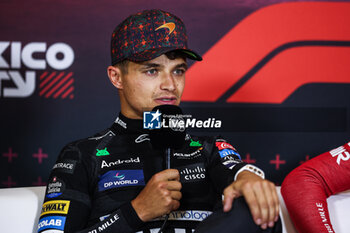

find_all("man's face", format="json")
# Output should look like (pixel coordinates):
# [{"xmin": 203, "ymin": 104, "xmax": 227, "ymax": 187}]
[{"xmin": 117, "ymin": 54, "xmax": 187, "ymax": 119}]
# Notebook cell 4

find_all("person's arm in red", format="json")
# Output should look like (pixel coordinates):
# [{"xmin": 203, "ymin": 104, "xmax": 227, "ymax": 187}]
[{"xmin": 281, "ymin": 141, "xmax": 350, "ymax": 233}]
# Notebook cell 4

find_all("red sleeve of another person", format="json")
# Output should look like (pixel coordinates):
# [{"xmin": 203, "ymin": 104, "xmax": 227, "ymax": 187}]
[{"xmin": 281, "ymin": 141, "xmax": 350, "ymax": 233}]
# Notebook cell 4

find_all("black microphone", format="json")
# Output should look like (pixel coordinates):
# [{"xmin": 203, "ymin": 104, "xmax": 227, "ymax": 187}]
[
  {"xmin": 149, "ymin": 104, "xmax": 186, "ymax": 169},
  {"xmin": 149, "ymin": 105, "xmax": 186, "ymax": 233}
]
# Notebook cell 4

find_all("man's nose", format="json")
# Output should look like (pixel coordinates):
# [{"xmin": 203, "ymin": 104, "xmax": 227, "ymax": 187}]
[{"xmin": 160, "ymin": 73, "xmax": 176, "ymax": 91}]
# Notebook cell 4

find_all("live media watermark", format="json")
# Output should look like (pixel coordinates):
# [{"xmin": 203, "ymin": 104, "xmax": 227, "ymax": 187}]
[{"xmin": 143, "ymin": 110, "xmax": 222, "ymax": 131}]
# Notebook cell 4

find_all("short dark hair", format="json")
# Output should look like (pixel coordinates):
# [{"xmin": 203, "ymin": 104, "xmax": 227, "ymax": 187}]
[
  {"xmin": 165, "ymin": 50, "xmax": 187, "ymax": 61},
  {"xmin": 114, "ymin": 59, "xmax": 129, "ymax": 75},
  {"xmin": 114, "ymin": 50, "xmax": 187, "ymax": 75}
]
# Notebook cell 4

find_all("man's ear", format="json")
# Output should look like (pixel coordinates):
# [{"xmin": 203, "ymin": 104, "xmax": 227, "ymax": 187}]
[{"xmin": 107, "ymin": 66, "xmax": 123, "ymax": 89}]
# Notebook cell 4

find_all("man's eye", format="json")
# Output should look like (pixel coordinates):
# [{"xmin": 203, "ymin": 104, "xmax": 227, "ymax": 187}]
[
  {"xmin": 174, "ymin": 69, "xmax": 186, "ymax": 75},
  {"xmin": 146, "ymin": 69, "xmax": 158, "ymax": 75}
]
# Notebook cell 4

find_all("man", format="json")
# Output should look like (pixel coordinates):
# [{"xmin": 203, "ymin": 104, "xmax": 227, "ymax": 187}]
[
  {"xmin": 281, "ymin": 141, "xmax": 350, "ymax": 233},
  {"xmin": 38, "ymin": 9, "xmax": 280, "ymax": 233}
]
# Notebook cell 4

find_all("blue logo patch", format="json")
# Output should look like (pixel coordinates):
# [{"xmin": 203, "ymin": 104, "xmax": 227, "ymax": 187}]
[
  {"xmin": 38, "ymin": 216, "xmax": 66, "ymax": 232},
  {"xmin": 46, "ymin": 192, "xmax": 62, "ymax": 198},
  {"xmin": 98, "ymin": 170, "xmax": 145, "ymax": 191},
  {"xmin": 143, "ymin": 110, "xmax": 161, "ymax": 129},
  {"xmin": 219, "ymin": 149, "xmax": 241, "ymax": 159}
]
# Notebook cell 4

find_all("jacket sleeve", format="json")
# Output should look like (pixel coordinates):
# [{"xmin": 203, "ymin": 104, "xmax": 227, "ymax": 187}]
[
  {"xmin": 37, "ymin": 143, "xmax": 144, "ymax": 233},
  {"xmin": 204, "ymin": 136, "xmax": 264, "ymax": 193},
  {"xmin": 281, "ymin": 141, "xmax": 350, "ymax": 233}
]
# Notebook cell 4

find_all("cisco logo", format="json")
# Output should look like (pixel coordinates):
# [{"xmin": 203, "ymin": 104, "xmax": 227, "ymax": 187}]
[
  {"xmin": 178, "ymin": 163, "xmax": 206, "ymax": 183},
  {"xmin": 0, "ymin": 41, "xmax": 75, "ymax": 98}
]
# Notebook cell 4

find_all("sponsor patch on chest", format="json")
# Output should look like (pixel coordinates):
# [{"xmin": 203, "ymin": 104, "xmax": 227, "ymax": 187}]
[
  {"xmin": 100, "ymin": 157, "xmax": 141, "ymax": 168},
  {"xmin": 177, "ymin": 163, "xmax": 206, "ymax": 183},
  {"xmin": 173, "ymin": 148, "xmax": 203, "ymax": 160},
  {"xmin": 98, "ymin": 170, "xmax": 145, "ymax": 191}
]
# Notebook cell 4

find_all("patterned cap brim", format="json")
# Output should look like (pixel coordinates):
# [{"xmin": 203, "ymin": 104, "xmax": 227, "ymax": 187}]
[{"xmin": 127, "ymin": 47, "xmax": 202, "ymax": 62}]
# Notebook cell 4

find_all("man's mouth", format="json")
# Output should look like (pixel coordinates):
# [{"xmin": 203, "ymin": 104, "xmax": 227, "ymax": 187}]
[{"xmin": 155, "ymin": 97, "xmax": 177, "ymax": 105}]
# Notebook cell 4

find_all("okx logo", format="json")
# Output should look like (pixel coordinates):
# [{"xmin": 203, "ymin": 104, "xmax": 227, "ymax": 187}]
[
  {"xmin": 143, "ymin": 110, "xmax": 162, "ymax": 129},
  {"xmin": 0, "ymin": 41, "xmax": 75, "ymax": 99}
]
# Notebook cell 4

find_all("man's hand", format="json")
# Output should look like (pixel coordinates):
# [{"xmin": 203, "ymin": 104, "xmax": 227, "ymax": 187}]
[
  {"xmin": 223, "ymin": 171, "xmax": 279, "ymax": 230},
  {"xmin": 131, "ymin": 169, "xmax": 182, "ymax": 222}
]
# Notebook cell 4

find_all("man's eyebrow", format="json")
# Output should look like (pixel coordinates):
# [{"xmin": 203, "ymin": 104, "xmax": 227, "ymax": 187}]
[
  {"xmin": 174, "ymin": 63, "xmax": 188, "ymax": 70},
  {"xmin": 140, "ymin": 63, "xmax": 162, "ymax": 69}
]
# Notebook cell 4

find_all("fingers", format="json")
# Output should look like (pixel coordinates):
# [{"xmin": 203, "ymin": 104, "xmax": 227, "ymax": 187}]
[
  {"xmin": 223, "ymin": 195, "xmax": 234, "ymax": 212},
  {"xmin": 156, "ymin": 171, "xmax": 182, "ymax": 208},
  {"xmin": 167, "ymin": 198, "xmax": 180, "ymax": 212},
  {"xmin": 241, "ymin": 180, "xmax": 280, "ymax": 230},
  {"xmin": 170, "ymin": 190, "xmax": 182, "ymax": 201},
  {"xmin": 255, "ymin": 182, "xmax": 270, "ymax": 229},
  {"xmin": 265, "ymin": 182, "xmax": 280, "ymax": 226},
  {"xmin": 153, "ymin": 169, "xmax": 180, "ymax": 182},
  {"xmin": 271, "ymin": 183, "xmax": 280, "ymax": 221},
  {"xmin": 240, "ymin": 183, "xmax": 261, "ymax": 224},
  {"xmin": 166, "ymin": 180, "xmax": 182, "ymax": 191},
  {"xmin": 131, "ymin": 169, "xmax": 182, "ymax": 221},
  {"xmin": 223, "ymin": 187, "xmax": 239, "ymax": 212}
]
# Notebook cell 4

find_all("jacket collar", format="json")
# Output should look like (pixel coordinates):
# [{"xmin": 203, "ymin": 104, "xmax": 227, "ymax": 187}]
[{"xmin": 111, "ymin": 112, "xmax": 147, "ymax": 135}]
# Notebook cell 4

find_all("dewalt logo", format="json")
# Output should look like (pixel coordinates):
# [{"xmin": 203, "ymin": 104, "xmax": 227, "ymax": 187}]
[{"xmin": 41, "ymin": 200, "xmax": 70, "ymax": 216}]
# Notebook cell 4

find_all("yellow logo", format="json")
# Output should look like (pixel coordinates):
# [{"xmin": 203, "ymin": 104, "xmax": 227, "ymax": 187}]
[
  {"xmin": 155, "ymin": 22, "xmax": 176, "ymax": 35},
  {"xmin": 41, "ymin": 200, "xmax": 70, "ymax": 216}
]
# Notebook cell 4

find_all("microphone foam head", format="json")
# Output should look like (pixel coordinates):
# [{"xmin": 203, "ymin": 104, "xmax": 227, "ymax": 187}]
[{"xmin": 149, "ymin": 105, "xmax": 186, "ymax": 150}]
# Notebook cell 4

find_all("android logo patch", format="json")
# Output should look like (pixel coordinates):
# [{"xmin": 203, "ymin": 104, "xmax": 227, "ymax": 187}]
[
  {"xmin": 190, "ymin": 139, "xmax": 202, "ymax": 147},
  {"xmin": 96, "ymin": 148, "xmax": 110, "ymax": 156}
]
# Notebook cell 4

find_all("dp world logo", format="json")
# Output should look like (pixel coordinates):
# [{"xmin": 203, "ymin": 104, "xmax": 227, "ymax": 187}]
[
  {"xmin": 143, "ymin": 110, "xmax": 162, "ymax": 129},
  {"xmin": 114, "ymin": 173, "xmax": 125, "ymax": 180}
]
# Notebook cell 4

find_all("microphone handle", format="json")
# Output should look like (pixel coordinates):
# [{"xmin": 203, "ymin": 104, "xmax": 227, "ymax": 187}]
[
  {"xmin": 166, "ymin": 148, "xmax": 171, "ymax": 169},
  {"xmin": 158, "ymin": 148, "xmax": 171, "ymax": 233}
]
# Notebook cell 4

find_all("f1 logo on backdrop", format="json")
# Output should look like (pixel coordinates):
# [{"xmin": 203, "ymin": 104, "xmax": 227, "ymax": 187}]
[
  {"xmin": 182, "ymin": 2, "xmax": 350, "ymax": 104},
  {"xmin": 0, "ymin": 42, "xmax": 75, "ymax": 99}
]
